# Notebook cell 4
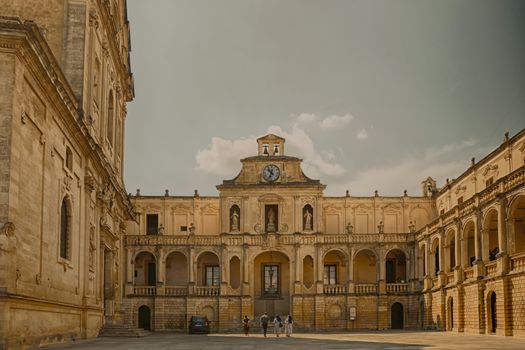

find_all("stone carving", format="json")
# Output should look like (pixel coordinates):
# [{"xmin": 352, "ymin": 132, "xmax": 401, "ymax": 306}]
[
  {"xmin": 346, "ymin": 222, "xmax": 354, "ymax": 234},
  {"xmin": 377, "ymin": 221, "xmax": 384, "ymax": 234},
  {"xmin": 88, "ymin": 226, "xmax": 96, "ymax": 270},
  {"xmin": 0, "ymin": 222, "xmax": 17, "ymax": 252},
  {"xmin": 408, "ymin": 221, "xmax": 416, "ymax": 233},
  {"xmin": 267, "ymin": 208, "xmax": 276, "ymax": 232},
  {"xmin": 303, "ymin": 208, "xmax": 313, "ymax": 231},
  {"xmin": 231, "ymin": 209, "xmax": 239, "ymax": 231}
]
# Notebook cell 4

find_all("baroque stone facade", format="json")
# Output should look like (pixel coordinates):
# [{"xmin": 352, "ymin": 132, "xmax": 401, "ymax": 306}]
[
  {"xmin": 123, "ymin": 132, "xmax": 525, "ymax": 335},
  {"xmin": 0, "ymin": 0, "xmax": 133, "ymax": 348}
]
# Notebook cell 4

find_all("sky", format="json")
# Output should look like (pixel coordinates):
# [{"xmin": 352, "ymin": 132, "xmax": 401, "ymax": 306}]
[{"xmin": 124, "ymin": 0, "xmax": 525, "ymax": 197}]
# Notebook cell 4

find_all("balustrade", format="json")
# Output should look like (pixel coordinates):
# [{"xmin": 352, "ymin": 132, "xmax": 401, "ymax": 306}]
[
  {"xmin": 165, "ymin": 286, "xmax": 188, "ymax": 296},
  {"xmin": 485, "ymin": 261, "xmax": 497, "ymax": 277},
  {"xmin": 355, "ymin": 283, "xmax": 377, "ymax": 294},
  {"xmin": 386, "ymin": 283, "xmax": 408, "ymax": 293},
  {"xmin": 323, "ymin": 284, "xmax": 346, "ymax": 295},
  {"xmin": 133, "ymin": 286, "xmax": 156, "ymax": 296},
  {"xmin": 510, "ymin": 252, "xmax": 525, "ymax": 272},
  {"xmin": 195, "ymin": 286, "xmax": 220, "ymax": 296}
]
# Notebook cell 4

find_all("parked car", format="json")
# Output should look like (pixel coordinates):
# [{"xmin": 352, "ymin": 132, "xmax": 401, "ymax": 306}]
[{"xmin": 189, "ymin": 316, "xmax": 210, "ymax": 334}]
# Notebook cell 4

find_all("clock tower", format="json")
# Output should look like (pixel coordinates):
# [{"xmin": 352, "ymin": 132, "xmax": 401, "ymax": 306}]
[{"xmin": 216, "ymin": 134, "xmax": 325, "ymax": 235}]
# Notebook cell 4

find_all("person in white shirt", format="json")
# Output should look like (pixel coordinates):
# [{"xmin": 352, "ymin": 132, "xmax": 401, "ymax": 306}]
[
  {"xmin": 284, "ymin": 315, "xmax": 293, "ymax": 337},
  {"xmin": 273, "ymin": 315, "xmax": 282, "ymax": 337}
]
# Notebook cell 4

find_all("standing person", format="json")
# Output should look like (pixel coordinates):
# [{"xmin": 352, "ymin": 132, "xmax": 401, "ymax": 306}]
[
  {"xmin": 260, "ymin": 312, "xmax": 269, "ymax": 337},
  {"xmin": 242, "ymin": 315, "xmax": 250, "ymax": 336},
  {"xmin": 273, "ymin": 315, "xmax": 282, "ymax": 337},
  {"xmin": 284, "ymin": 315, "xmax": 293, "ymax": 337}
]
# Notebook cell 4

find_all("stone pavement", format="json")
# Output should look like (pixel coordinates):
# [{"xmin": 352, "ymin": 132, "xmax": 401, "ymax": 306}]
[{"xmin": 43, "ymin": 331, "xmax": 525, "ymax": 350}]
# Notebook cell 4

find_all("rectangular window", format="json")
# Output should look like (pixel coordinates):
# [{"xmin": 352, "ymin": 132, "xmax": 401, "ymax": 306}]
[
  {"xmin": 180, "ymin": 226, "xmax": 188, "ymax": 232},
  {"xmin": 146, "ymin": 214, "xmax": 158, "ymax": 235},
  {"xmin": 205, "ymin": 265, "xmax": 220, "ymax": 286},
  {"xmin": 263, "ymin": 264, "xmax": 280, "ymax": 297},
  {"xmin": 485, "ymin": 177, "xmax": 494, "ymax": 187},
  {"xmin": 324, "ymin": 265, "xmax": 337, "ymax": 285}
]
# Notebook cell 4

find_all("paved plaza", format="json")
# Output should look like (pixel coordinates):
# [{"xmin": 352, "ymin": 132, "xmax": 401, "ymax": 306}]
[{"xmin": 43, "ymin": 331, "xmax": 525, "ymax": 350}]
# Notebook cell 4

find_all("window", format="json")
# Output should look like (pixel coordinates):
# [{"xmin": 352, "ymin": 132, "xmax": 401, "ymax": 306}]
[
  {"xmin": 180, "ymin": 226, "xmax": 188, "ymax": 232},
  {"xmin": 324, "ymin": 264, "xmax": 337, "ymax": 285},
  {"xmin": 205, "ymin": 265, "xmax": 220, "ymax": 286},
  {"xmin": 457, "ymin": 196, "xmax": 463, "ymax": 205},
  {"xmin": 263, "ymin": 264, "xmax": 280, "ymax": 297},
  {"xmin": 107, "ymin": 90, "xmax": 114, "ymax": 146},
  {"xmin": 263, "ymin": 144, "xmax": 269, "ymax": 155},
  {"xmin": 65, "ymin": 146, "xmax": 73, "ymax": 171},
  {"xmin": 486, "ymin": 177, "xmax": 494, "ymax": 187},
  {"xmin": 60, "ymin": 197, "xmax": 71, "ymax": 260},
  {"xmin": 146, "ymin": 214, "xmax": 158, "ymax": 235},
  {"xmin": 273, "ymin": 144, "xmax": 280, "ymax": 155}
]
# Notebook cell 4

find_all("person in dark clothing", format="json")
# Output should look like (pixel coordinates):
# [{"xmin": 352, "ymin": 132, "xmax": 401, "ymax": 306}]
[
  {"xmin": 260, "ymin": 312, "xmax": 269, "ymax": 337},
  {"xmin": 243, "ymin": 315, "xmax": 250, "ymax": 336}
]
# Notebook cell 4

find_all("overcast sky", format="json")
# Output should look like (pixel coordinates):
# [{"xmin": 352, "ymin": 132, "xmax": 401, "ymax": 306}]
[{"xmin": 124, "ymin": 0, "xmax": 525, "ymax": 197}]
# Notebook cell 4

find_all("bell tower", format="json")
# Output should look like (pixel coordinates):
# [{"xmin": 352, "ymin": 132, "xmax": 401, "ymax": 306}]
[{"xmin": 257, "ymin": 134, "xmax": 285, "ymax": 156}]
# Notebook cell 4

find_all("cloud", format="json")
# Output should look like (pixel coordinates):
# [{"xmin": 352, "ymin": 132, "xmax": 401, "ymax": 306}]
[
  {"xmin": 292, "ymin": 113, "xmax": 354, "ymax": 130},
  {"xmin": 356, "ymin": 128, "xmax": 368, "ymax": 140},
  {"xmin": 328, "ymin": 140, "xmax": 479, "ymax": 196},
  {"xmin": 319, "ymin": 114, "xmax": 354, "ymax": 130},
  {"xmin": 195, "ymin": 125, "xmax": 345, "ymax": 179},
  {"xmin": 195, "ymin": 136, "xmax": 257, "ymax": 176}
]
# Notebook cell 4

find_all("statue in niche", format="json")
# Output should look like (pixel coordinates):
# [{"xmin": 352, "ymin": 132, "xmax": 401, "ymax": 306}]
[
  {"xmin": 267, "ymin": 208, "xmax": 276, "ymax": 232},
  {"xmin": 303, "ymin": 208, "xmax": 313, "ymax": 231},
  {"xmin": 346, "ymin": 222, "xmax": 354, "ymax": 234},
  {"xmin": 377, "ymin": 221, "xmax": 384, "ymax": 234},
  {"xmin": 408, "ymin": 221, "xmax": 416, "ymax": 233},
  {"xmin": 0, "ymin": 222, "xmax": 17, "ymax": 252},
  {"xmin": 231, "ymin": 209, "xmax": 239, "ymax": 231}
]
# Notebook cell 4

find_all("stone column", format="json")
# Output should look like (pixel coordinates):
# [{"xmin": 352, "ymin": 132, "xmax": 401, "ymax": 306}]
[
  {"xmin": 497, "ymin": 196, "xmax": 508, "ymax": 255},
  {"xmin": 242, "ymin": 243, "xmax": 250, "ymax": 295},
  {"xmin": 188, "ymin": 245, "xmax": 195, "ymax": 294},
  {"xmin": 315, "ymin": 242, "xmax": 324, "ymax": 293},
  {"xmin": 473, "ymin": 212, "xmax": 484, "ymax": 278}
]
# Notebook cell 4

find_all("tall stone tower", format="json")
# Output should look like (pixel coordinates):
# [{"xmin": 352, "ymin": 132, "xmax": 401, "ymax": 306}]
[{"xmin": 0, "ymin": 1, "xmax": 134, "ymax": 348}]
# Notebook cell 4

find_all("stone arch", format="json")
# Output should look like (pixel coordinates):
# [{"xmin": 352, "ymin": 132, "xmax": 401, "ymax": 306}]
[
  {"xmin": 134, "ymin": 251, "xmax": 157, "ymax": 286},
  {"xmin": 444, "ymin": 228, "xmax": 457, "ymax": 272},
  {"xmin": 323, "ymin": 249, "xmax": 348, "ymax": 286},
  {"xmin": 138, "ymin": 305, "xmax": 151, "ymax": 330},
  {"xmin": 391, "ymin": 302, "xmax": 404, "ymax": 329},
  {"xmin": 229, "ymin": 255, "xmax": 241, "ymax": 289},
  {"xmin": 253, "ymin": 250, "xmax": 291, "ymax": 317},
  {"xmin": 483, "ymin": 208, "xmax": 499, "ymax": 261},
  {"xmin": 461, "ymin": 220, "xmax": 476, "ymax": 267},
  {"xmin": 302, "ymin": 254, "xmax": 314, "ymax": 289},
  {"xmin": 430, "ymin": 237, "xmax": 441, "ymax": 277},
  {"xmin": 486, "ymin": 290, "xmax": 497, "ymax": 333},
  {"xmin": 353, "ymin": 249, "xmax": 377, "ymax": 284},
  {"xmin": 196, "ymin": 251, "xmax": 220, "ymax": 286},
  {"xmin": 385, "ymin": 248, "xmax": 407, "ymax": 283},
  {"xmin": 508, "ymin": 193, "xmax": 525, "ymax": 253},
  {"xmin": 165, "ymin": 251, "xmax": 188, "ymax": 286},
  {"xmin": 447, "ymin": 296, "xmax": 454, "ymax": 331}
]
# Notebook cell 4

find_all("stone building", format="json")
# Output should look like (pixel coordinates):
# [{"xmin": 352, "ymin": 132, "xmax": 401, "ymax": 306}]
[
  {"xmin": 0, "ymin": 0, "xmax": 134, "ymax": 348},
  {"xmin": 124, "ymin": 131, "xmax": 525, "ymax": 335}
]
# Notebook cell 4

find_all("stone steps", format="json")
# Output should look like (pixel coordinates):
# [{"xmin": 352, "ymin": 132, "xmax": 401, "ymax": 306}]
[{"xmin": 98, "ymin": 324, "xmax": 152, "ymax": 338}]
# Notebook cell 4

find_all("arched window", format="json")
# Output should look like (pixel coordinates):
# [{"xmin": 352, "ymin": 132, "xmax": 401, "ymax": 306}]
[
  {"xmin": 303, "ymin": 204, "xmax": 314, "ymax": 231},
  {"xmin": 107, "ymin": 90, "xmax": 114, "ymax": 146},
  {"xmin": 60, "ymin": 197, "xmax": 71, "ymax": 260}
]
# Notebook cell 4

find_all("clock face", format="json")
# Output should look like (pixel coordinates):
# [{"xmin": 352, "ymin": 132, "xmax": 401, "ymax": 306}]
[{"xmin": 262, "ymin": 164, "xmax": 280, "ymax": 182}]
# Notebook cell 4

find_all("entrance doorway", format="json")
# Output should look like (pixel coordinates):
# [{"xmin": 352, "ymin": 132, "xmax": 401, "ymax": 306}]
[
  {"xmin": 138, "ymin": 305, "xmax": 151, "ymax": 330},
  {"xmin": 391, "ymin": 302, "xmax": 404, "ymax": 329},
  {"xmin": 447, "ymin": 297, "xmax": 454, "ymax": 330},
  {"xmin": 488, "ymin": 292, "xmax": 497, "ymax": 333}
]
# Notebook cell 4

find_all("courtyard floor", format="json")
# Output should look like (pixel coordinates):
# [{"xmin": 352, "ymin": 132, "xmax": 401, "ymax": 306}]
[{"xmin": 43, "ymin": 331, "xmax": 525, "ymax": 350}]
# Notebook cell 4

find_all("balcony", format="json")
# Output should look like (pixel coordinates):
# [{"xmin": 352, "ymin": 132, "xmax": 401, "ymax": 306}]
[
  {"xmin": 510, "ymin": 252, "xmax": 525, "ymax": 272},
  {"xmin": 133, "ymin": 286, "xmax": 156, "ymax": 296},
  {"xmin": 386, "ymin": 283, "xmax": 408, "ymax": 294},
  {"xmin": 485, "ymin": 261, "xmax": 498, "ymax": 277},
  {"xmin": 355, "ymin": 283, "xmax": 377, "ymax": 294},
  {"xmin": 323, "ymin": 284, "xmax": 346, "ymax": 295},
  {"xmin": 464, "ymin": 267, "xmax": 474, "ymax": 280},
  {"xmin": 165, "ymin": 286, "xmax": 188, "ymax": 296},
  {"xmin": 195, "ymin": 286, "xmax": 220, "ymax": 296}
]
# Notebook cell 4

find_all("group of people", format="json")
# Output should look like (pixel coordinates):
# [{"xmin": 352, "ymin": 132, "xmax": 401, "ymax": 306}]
[{"xmin": 242, "ymin": 312, "xmax": 293, "ymax": 337}]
